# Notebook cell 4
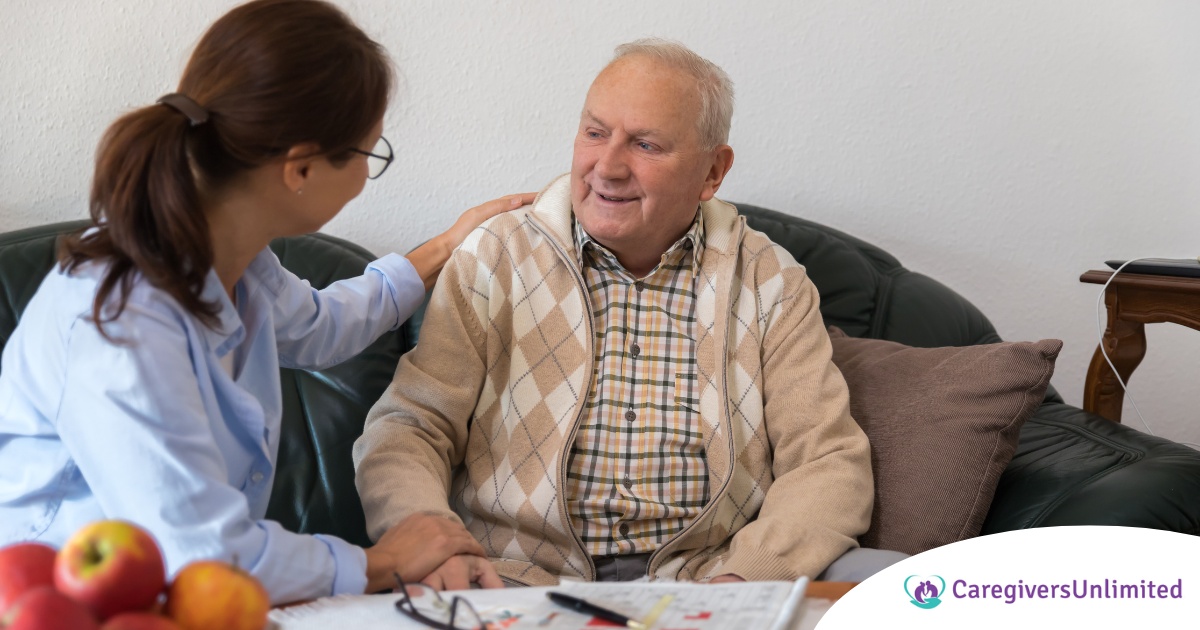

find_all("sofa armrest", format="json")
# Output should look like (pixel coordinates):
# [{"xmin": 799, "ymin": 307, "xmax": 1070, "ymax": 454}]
[{"xmin": 982, "ymin": 401, "xmax": 1200, "ymax": 535}]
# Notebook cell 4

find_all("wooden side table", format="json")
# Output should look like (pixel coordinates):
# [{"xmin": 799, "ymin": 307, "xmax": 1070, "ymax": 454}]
[{"xmin": 1079, "ymin": 270, "xmax": 1200, "ymax": 423}]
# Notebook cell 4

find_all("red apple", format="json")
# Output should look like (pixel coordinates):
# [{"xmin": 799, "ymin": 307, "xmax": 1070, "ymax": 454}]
[
  {"xmin": 54, "ymin": 520, "xmax": 166, "ymax": 621},
  {"xmin": 0, "ymin": 585, "xmax": 98, "ymax": 630},
  {"xmin": 165, "ymin": 561, "xmax": 269, "ymax": 630},
  {"xmin": 0, "ymin": 542, "xmax": 56, "ymax": 613},
  {"xmin": 100, "ymin": 612, "xmax": 183, "ymax": 630}
]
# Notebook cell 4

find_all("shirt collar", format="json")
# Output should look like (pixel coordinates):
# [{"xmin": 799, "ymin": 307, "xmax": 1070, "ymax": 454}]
[
  {"xmin": 574, "ymin": 206, "xmax": 706, "ymax": 274},
  {"xmin": 195, "ymin": 267, "xmax": 244, "ymax": 357}
]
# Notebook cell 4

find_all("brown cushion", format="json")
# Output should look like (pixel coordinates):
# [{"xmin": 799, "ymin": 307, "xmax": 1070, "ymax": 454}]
[{"xmin": 827, "ymin": 327, "xmax": 1062, "ymax": 555}]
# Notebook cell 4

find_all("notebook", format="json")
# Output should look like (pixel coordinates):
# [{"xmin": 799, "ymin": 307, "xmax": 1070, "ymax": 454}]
[{"xmin": 270, "ymin": 577, "xmax": 809, "ymax": 630}]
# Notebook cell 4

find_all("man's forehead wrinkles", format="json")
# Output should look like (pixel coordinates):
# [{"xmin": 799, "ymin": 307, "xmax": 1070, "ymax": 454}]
[{"xmin": 583, "ymin": 110, "xmax": 666, "ymax": 140}]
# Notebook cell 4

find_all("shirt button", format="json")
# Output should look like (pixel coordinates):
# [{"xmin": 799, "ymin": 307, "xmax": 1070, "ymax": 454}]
[
  {"xmin": 623, "ymin": 476, "xmax": 633, "ymax": 489},
  {"xmin": 619, "ymin": 523, "xmax": 630, "ymax": 536},
  {"xmin": 250, "ymin": 471, "xmax": 264, "ymax": 484},
  {"xmin": 624, "ymin": 410, "xmax": 636, "ymax": 422},
  {"xmin": 634, "ymin": 281, "xmax": 644, "ymax": 292},
  {"xmin": 630, "ymin": 343, "xmax": 641, "ymax": 357}
]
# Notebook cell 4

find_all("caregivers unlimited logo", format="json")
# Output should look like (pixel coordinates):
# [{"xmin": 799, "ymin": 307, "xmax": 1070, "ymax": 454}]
[
  {"xmin": 903, "ymin": 573, "xmax": 1184, "ymax": 609},
  {"xmin": 905, "ymin": 575, "xmax": 945, "ymax": 609}
]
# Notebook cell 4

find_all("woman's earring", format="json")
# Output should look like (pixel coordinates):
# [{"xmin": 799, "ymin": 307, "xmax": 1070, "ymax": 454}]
[{"xmin": 297, "ymin": 188, "xmax": 303, "ymax": 195}]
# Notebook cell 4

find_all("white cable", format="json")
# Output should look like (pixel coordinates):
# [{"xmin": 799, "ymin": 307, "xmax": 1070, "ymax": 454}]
[
  {"xmin": 1093, "ymin": 259, "xmax": 1154, "ymax": 435},
  {"xmin": 1093, "ymin": 259, "xmax": 1200, "ymax": 449}
]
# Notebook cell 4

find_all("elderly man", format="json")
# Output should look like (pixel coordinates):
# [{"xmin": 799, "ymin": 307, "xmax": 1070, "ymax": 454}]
[{"xmin": 355, "ymin": 39, "xmax": 894, "ymax": 588}]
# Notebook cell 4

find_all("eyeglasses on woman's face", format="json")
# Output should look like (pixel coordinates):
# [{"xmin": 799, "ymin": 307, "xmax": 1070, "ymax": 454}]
[{"xmin": 348, "ymin": 135, "xmax": 393, "ymax": 179}]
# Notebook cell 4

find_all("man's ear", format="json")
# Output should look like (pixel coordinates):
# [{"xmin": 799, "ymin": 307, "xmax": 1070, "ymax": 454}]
[
  {"xmin": 698, "ymin": 145, "xmax": 735, "ymax": 202},
  {"xmin": 282, "ymin": 142, "xmax": 322, "ymax": 194}
]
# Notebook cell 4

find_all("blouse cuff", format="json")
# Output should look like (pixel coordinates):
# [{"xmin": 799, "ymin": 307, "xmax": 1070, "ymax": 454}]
[
  {"xmin": 314, "ymin": 534, "xmax": 369, "ymax": 596},
  {"xmin": 367, "ymin": 253, "xmax": 425, "ymax": 329}
]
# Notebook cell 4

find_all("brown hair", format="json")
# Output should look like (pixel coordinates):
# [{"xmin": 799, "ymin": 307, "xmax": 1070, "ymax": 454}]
[{"xmin": 59, "ymin": 0, "xmax": 392, "ymax": 334}]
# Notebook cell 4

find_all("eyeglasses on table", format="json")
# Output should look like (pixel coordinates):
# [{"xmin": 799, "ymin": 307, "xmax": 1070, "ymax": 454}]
[{"xmin": 393, "ymin": 572, "xmax": 486, "ymax": 630}]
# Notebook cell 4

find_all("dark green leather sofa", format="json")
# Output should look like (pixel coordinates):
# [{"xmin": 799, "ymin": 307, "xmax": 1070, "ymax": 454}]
[{"xmin": 2, "ymin": 208, "xmax": 1198, "ymax": 554}]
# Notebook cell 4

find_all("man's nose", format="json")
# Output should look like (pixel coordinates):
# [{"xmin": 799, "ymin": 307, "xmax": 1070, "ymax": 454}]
[{"xmin": 594, "ymin": 142, "xmax": 629, "ymax": 180}]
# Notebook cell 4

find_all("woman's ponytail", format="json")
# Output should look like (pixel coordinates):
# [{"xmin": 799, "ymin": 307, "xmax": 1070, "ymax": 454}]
[{"xmin": 59, "ymin": 102, "xmax": 217, "ymax": 337}]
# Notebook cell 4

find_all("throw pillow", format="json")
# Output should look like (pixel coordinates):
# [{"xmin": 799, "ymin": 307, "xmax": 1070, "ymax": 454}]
[{"xmin": 826, "ymin": 327, "xmax": 1062, "ymax": 555}]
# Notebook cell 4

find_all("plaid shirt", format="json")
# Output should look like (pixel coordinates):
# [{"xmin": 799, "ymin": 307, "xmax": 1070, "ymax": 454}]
[{"xmin": 566, "ymin": 211, "xmax": 710, "ymax": 556}]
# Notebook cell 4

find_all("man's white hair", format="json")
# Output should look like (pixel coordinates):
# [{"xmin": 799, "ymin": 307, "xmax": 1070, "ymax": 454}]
[{"xmin": 611, "ymin": 38, "xmax": 734, "ymax": 150}]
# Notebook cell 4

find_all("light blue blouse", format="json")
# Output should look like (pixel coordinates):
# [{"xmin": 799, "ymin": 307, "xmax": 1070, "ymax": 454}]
[{"xmin": 0, "ymin": 245, "xmax": 424, "ymax": 604}]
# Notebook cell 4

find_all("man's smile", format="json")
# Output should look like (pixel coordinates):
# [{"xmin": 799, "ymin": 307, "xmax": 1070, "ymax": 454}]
[{"xmin": 594, "ymin": 191, "xmax": 637, "ymax": 204}]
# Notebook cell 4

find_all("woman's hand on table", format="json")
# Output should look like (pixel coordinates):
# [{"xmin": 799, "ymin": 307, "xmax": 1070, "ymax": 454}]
[
  {"xmin": 364, "ymin": 513, "xmax": 486, "ymax": 593},
  {"xmin": 407, "ymin": 192, "xmax": 537, "ymax": 290},
  {"xmin": 420, "ymin": 554, "xmax": 504, "ymax": 590}
]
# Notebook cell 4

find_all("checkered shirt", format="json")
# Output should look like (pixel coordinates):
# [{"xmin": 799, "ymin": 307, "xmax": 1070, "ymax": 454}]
[{"xmin": 566, "ymin": 211, "xmax": 711, "ymax": 556}]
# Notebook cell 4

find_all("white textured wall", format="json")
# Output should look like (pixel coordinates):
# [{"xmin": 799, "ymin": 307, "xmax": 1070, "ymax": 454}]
[{"xmin": 3, "ymin": 1, "xmax": 1199, "ymax": 446}]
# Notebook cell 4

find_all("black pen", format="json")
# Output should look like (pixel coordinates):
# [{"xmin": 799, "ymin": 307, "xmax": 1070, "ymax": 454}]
[{"xmin": 547, "ymin": 591, "xmax": 648, "ymax": 629}]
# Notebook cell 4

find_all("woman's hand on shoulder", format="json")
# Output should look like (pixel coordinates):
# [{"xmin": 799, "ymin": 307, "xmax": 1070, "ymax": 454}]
[
  {"xmin": 441, "ymin": 193, "xmax": 537, "ymax": 252},
  {"xmin": 407, "ymin": 192, "xmax": 536, "ymax": 290}
]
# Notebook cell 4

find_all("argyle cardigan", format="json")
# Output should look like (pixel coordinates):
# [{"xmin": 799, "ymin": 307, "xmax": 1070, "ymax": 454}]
[{"xmin": 353, "ymin": 174, "xmax": 873, "ymax": 586}]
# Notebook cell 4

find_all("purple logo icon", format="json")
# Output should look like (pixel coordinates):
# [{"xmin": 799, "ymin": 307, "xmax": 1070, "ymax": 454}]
[{"xmin": 904, "ymin": 575, "xmax": 946, "ymax": 609}]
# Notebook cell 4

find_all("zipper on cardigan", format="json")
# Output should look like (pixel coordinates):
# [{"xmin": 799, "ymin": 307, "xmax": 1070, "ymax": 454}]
[
  {"xmin": 647, "ymin": 217, "xmax": 746, "ymax": 579},
  {"xmin": 529, "ymin": 216, "xmax": 597, "ymax": 581}
]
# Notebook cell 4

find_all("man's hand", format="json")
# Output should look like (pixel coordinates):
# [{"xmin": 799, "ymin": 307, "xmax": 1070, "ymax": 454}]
[
  {"xmin": 708, "ymin": 574, "xmax": 746, "ymax": 584},
  {"xmin": 364, "ymin": 513, "xmax": 485, "ymax": 593},
  {"xmin": 420, "ymin": 555, "xmax": 504, "ymax": 591}
]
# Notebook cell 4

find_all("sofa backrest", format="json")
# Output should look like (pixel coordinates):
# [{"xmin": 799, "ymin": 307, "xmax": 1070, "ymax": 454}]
[{"xmin": 733, "ymin": 204, "xmax": 1002, "ymax": 348}]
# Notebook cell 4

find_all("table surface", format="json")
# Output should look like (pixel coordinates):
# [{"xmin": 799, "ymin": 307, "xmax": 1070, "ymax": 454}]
[{"xmin": 1080, "ymin": 269, "xmax": 1200, "ymax": 292}]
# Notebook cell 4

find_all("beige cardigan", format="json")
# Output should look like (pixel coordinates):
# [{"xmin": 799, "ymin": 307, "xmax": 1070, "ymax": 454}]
[{"xmin": 353, "ymin": 175, "xmax": 873, "ymax": 586}]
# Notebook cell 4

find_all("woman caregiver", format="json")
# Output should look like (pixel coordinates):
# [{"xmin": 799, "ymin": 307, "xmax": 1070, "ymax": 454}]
[{"xmin": 0, "ymin": 0, "xmax": 519, "ymax": 603}]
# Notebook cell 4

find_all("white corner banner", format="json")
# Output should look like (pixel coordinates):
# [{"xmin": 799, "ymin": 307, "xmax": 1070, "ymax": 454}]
[{"xmin": 817, "ymin": 526, "xmax": 1200, "ymax": 629}]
